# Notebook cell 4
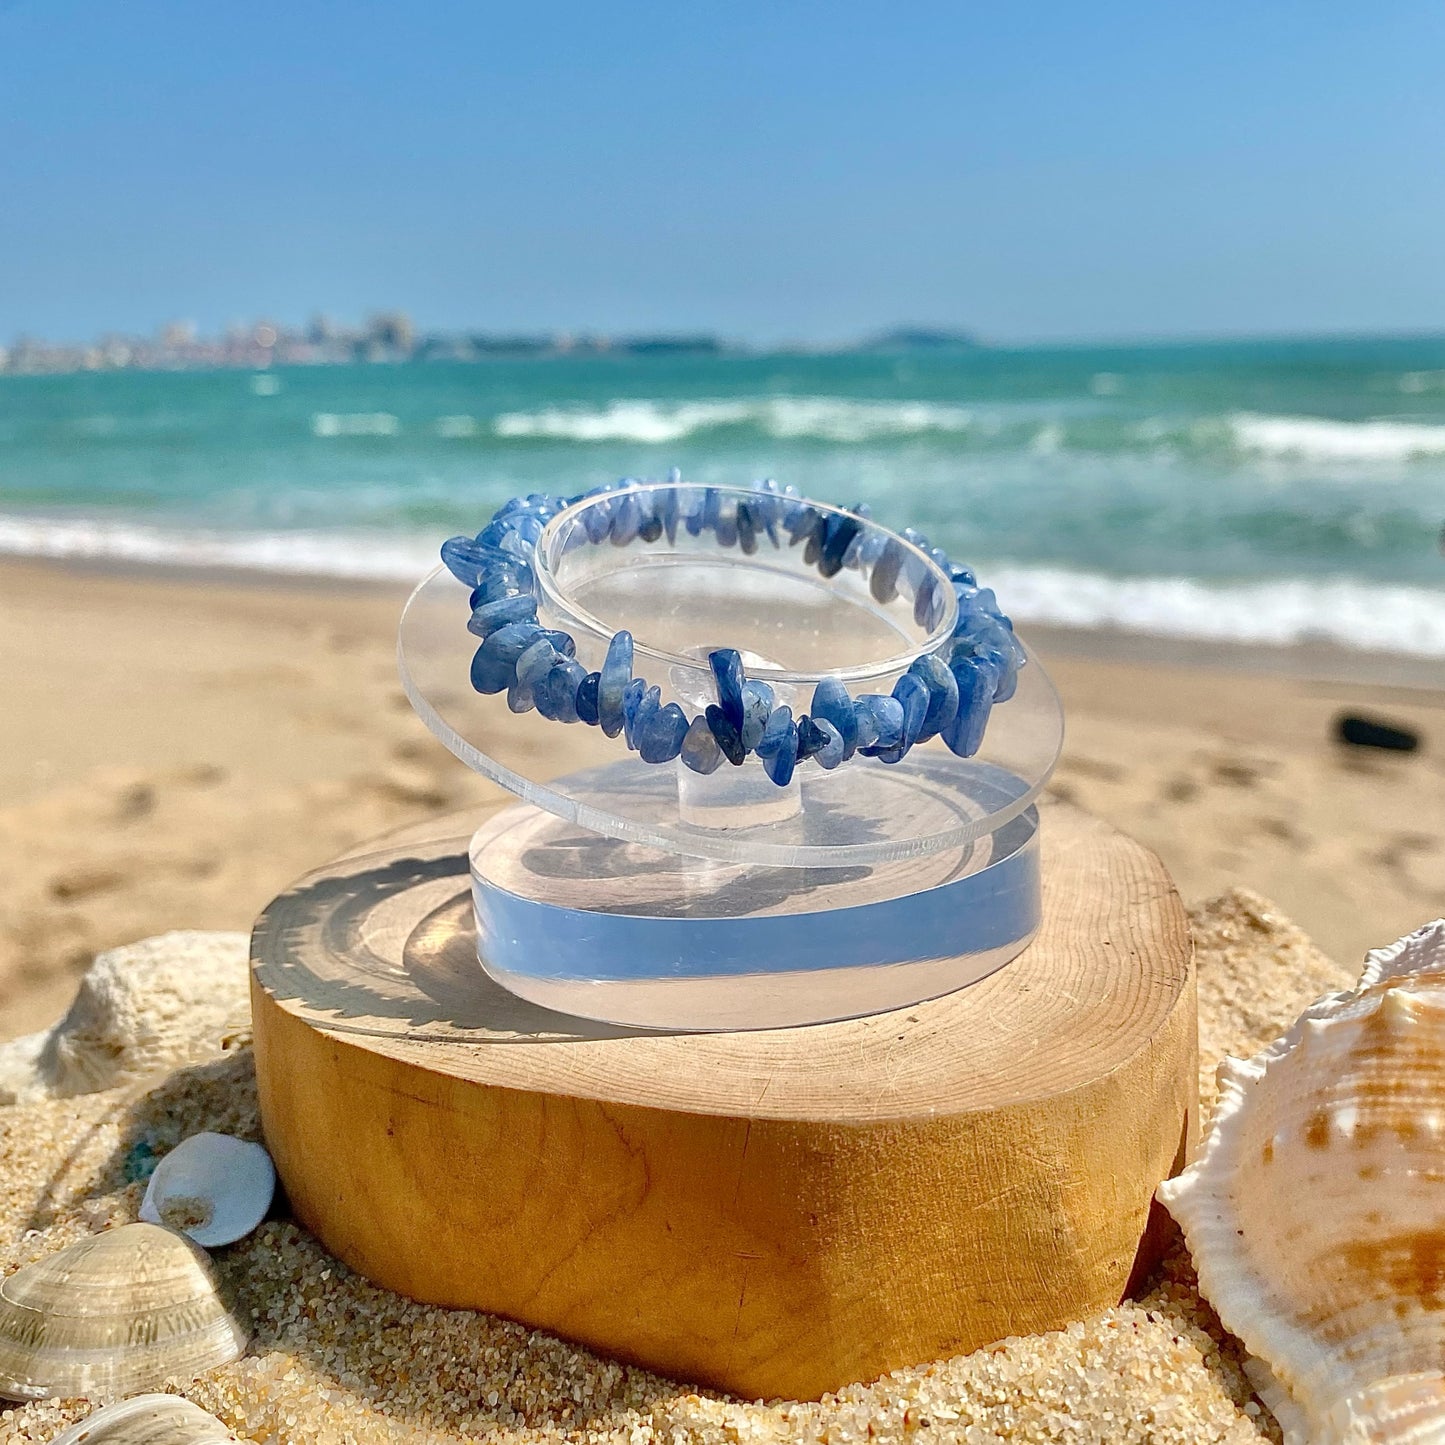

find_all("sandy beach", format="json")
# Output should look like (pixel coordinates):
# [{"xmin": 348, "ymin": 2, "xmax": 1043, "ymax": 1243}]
[
  {"xmin": 0, "ymin": 556, "xmax": 1443, "ymax": 1443},
  {"xmin": 1, "ymin": 557, "xmax": 1441, "ymax": 1042}
]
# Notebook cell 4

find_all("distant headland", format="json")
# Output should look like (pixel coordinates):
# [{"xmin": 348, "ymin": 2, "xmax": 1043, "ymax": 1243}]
[{"xmin": 0, "ymin": 315, "xmax": 981, "ymax": 377}]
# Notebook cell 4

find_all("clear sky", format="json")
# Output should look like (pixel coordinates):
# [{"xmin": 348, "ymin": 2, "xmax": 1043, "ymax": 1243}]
[{"xmin": 3, "ymin": 0, "xmax": 1444, "ymax": 345}]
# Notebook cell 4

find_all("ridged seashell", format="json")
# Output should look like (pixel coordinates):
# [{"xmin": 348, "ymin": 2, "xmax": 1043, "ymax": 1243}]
[
  {"xmin": 1159, "ymin": 918, "xmax": 1445, "ymax": 1445},
  {"xmin": 0, "ymin": 1223, "xmax": 249, "ymax": 1401},
  {"xmin": 49, "ymin": 1393, "xmax": 237, "ymax": 1444},
  {"xmin": 139, "ymin": 1132, "xmax": 276, "ymax": 1248}
]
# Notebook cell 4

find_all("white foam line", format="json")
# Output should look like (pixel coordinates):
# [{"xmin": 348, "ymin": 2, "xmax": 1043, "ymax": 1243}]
[
  {"xmin": 1230, "ymin": 412, "xmax": 1445, "ymax": 462},
  {"xmin": 493, "ymin": 396, "xmax": 977, "ymax": 444},
  {"xmin": 988, "ymin": 564, "xmax": 1445, "ymax": 658},
  {"xmin": 2, "ymin": 512, "xmax": 1442, "ymax": 658},
  {"xmin": 0, "ymin": 514, "xmax": 436, "ymax": 581}
]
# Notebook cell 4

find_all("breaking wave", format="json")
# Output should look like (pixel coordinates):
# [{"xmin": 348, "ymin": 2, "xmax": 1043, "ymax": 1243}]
[
  {"xmin": 493, "ymin": 397, "xmax": 978, "ymax": 444},
  {"xmin": 1229, "ymin": 412, "xmax": 1445, "ymax": 462},
  {"xmin": 3, "ymin": 511, "xmax": 1442, "ymax": 658}
]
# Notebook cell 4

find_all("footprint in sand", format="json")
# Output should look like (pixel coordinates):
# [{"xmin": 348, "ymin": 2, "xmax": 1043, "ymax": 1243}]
[{"xmin": 1161, "ymin": 775, "xmax": 1198, "ymax": 803}]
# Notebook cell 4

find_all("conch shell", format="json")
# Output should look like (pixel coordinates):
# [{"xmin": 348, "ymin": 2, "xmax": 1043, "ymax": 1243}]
[
  {"xmin": 1159, "ymin": 919, "xmax": 1445, "ymax": 1445},
  {"xmin": 49, "ymin": 1393, "xmax": 237, "ymax": 1444},
  {"xmin": 0, "ymin": 1223, "xmax": 249, "ymax": 1400}
]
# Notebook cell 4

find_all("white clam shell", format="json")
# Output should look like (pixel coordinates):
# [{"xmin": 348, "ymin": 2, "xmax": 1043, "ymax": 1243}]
[
  {"xmin": 49, "ymin": 1393, "xmax": 237, "ymax": 1444},
  {"xmin": 0, "ymin": 1223, "xmax": 249, "ymax": 1401},
  {"xmin": 140, "ymin": 1132, "xmax": 276, "ymax": 1248},
  {"xmin": 1159, "ymin": 919, "xmax": 1445, "ymax": 1445}
]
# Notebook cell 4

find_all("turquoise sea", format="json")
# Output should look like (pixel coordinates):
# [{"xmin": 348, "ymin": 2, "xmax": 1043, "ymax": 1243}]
[{"xmin": 2, "ymin": 336, "xmax": 1444, "ymax": 656}]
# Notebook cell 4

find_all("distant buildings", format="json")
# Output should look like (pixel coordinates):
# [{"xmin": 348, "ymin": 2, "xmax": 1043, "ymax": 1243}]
[
  {"xmin": 0, "ymin": 313, "xmax": 731, "ymax": 376},
  {"xmin": 0, "ymin": 314, "xmax": 979, "ymax": 377}
]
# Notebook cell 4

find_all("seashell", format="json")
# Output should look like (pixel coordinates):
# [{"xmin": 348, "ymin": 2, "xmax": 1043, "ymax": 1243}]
[
  {"xmin": 1159, "ymin": 918, "xmax": 1445, "ymax": 1445},
  {"xmin": 139, "ymin": 1132, "xmax": 276, "ymax": 1248},
  {"xmin": 0, "ymin": 1222, "xmax": 249, "ymax": 1401},
  {"xmin": 49, "ymin": 1393, "xmax": 237, "ymax": 1444}
]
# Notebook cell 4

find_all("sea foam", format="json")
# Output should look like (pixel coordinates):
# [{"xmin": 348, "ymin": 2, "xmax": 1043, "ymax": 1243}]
[
  {"xmin": 2, "ymin": 511, "xmax": 1442, "ymax": 659},
  {"xmin": 989, "ymin": 564, "xmax": 1445, "ymax": 657},
  {"xmin": 1230, "ymin": 412, "xmax": 1445, "ymax": 462},
  {"xmin": 493, "ymin": 397, "xmax": 977, "ymax": 444},
  {"xmin": 0, "ymin": 513, "xmax": 435, "ymax": 581}
]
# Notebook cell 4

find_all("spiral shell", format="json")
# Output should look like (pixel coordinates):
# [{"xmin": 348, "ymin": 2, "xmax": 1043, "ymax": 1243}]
[
  {"xmin": 0, "ymin": 1223, "xmax": 249, "ymax": 1401},
  {"xmin": 1159, "ymin": 919, "xmax": 1445, "ymax": 1445},
  {"xmin": 48, "ymin": 1394, "xmax": 237, "ymax": 1444}
]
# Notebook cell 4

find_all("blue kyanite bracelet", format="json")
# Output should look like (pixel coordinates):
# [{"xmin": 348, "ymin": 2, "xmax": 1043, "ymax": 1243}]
[{"xmin": 440, "ymin": 476, "xmax": 1025, "ymax": 785}]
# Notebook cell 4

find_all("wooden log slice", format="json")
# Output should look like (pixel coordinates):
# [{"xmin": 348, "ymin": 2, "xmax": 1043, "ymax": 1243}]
[{"xmin": 250, "ymin": 797, "xmax": 1195, "ymax": 1401}]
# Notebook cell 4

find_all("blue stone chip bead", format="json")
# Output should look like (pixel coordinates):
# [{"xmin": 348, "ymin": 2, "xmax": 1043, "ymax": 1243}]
[
  {"xmin": 639, "ymin": 701, "xmax": 690, "ymax": 763},
  {"xmin": 598, "ymin": 630, "xmax": 634, "ymax": 738},
  {"xmin": 714, "ymin": 497, "xmax": 739, "ymax": 548},
  {"xmin": 756, "ymin": 706, "xmax": 799, "ymax": 786},
  {"xmin": 755, "ymin": 704, "xmax": 793, "ymax": 758},
  {"xmin": 441, "ymin": 535, "xmax": 498, "ymax": 586},
  {"xmin": 467, "ymin": 593, "xmax": 538, "ymax": 638},
  {"xmin": 709, "ymin": 648, "xmax": 746, "ymax": 729},
  {"xmin": 786, "ymin": 505, "xmax": 820, "ymax": 546},
  {"xmin": 857, "ymin": 527, "xmax": 888, "ymax": 569},
  {"xmin": 908, "ymin": 653, "xmax": 959, "ymax": 740},
  {"xmin": 509, "ymin": 637, "xmax": 558, "ymax": 713},
  {"xmin": 661, "ymin": 487, "xmax": 681, "ymax": 544},
  {"xmin": 802, "ymin": 518, "xmax": 825, "ymax": 567},
  {"xmin": 818, "ymin": 513, "xmax": 860, "ymax": 575},
  {"xmin": 625, "ymin": 683, "xmax": 659, "ymax": 751},
  {"xmin": 470, "ymin": 567, "xmax": 533, "ymax": 606},
  {"xmin": 544, "ymin": 658, "xmax": 588, "ymax": 724},
  {"xmin": 620, "ymin": 677, "xmax": 647, "ymax": 747},
  {"xmin": 684, "ymin": 487, "xmax": 708, "ymax": 536},
  {"xmin": 469, "ymin": 621, "xmax": 542, "ymax": 694},
  {"xmin": 795, "ymin": 715, "xmax": 829, "ymax": 761},
  {"xmin": 892, "ymin": 672, "xmax": 930, "ymax": 746},
  {"xmin": 736, "ymin": 501, "xmax": 758, "ymax": 555},
  {"xmin": 812, "ymin": 716, "xmax": 845, "ymax": 769},
  {"xmin": 582, "ymin": 495, "xmax": 613, "ymax": 544},
  {"xmin": 475, "ymin": 521, "xmax": 534, "ymax": 560},
  {"xmin": 575, "ymin": 671, "xmax": 601, "ymax": 726},
  {"xmin": 855, "ymin": 694, "xmax": 905, "ymax": 755},
  {"xmin": 811, "ymin": 676, "xmax": 859, "ymax": 760},
  {"xmin": 898, "ymin": 550, "xmax": 928, "ymax": 601},
  {"xmin": 912, "ymin": 575, "xmax": 937, "ymax": 629},
  {"xmin": 869, "ymin": 539, "xmax": 904, "ymax": 603},
  {"xmin": 942, "ymin": 658, "xmax": 994, "ymax": 757},
  {"xmin": 536, "ymin": 629, "xmax": 576, "ymax": 657},
  {"xmin": 705, "ymin": 704, "xmax": 746, "ymax": 765},
  {"xmin": 701, "ymin": 488, "xmax": 722, "ymax": 536},
  {"xmin": 680, "ymin": 714, "xmax": 724, "ymax": 774},
  {"xmin": 610, "ymin": 492, "xmax": 642, "ymax": 546},
  {"xmin": 852, "ymin": 697, "xmax": 881, "ymax": 751},
  {"xmin": 739, "ymin": 680, "xmax": 775, "ymax": 751}
]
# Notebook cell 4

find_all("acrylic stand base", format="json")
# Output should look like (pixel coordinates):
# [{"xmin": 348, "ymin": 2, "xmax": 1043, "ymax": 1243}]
[
  {"xmin": 469, "ymin": 755, "xmax": 1042, "ymax": 1031},
  {"xmin": 250, "ymin": 797, "xmax": 1197, "ymax": 1401}
]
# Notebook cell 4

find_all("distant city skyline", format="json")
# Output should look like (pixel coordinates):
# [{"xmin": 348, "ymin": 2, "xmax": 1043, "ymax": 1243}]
[
  {"xmin": 4, "ymin": 2, "xmax": 1445, "ymax": 345},
  {"xmin": 3, "ymin": 311, "xmax": 995, "ymax": 375}
]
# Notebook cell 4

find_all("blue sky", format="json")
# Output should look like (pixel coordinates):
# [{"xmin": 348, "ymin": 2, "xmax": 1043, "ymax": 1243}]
[{"xmin": 3, "ymin": 1, "xmax": 1444, "ymax": 344}]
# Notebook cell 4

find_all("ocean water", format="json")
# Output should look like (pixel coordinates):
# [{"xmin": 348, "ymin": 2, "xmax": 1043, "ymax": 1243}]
[{"xmin": 2, "ymin": 336, "xmax": 1445, "ymax": 657}]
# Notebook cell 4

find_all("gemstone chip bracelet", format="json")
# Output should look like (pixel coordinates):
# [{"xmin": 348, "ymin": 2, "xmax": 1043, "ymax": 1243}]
[{"xmin": 439, "ymin": 477, "xmax": 1025, "ymax": 787}]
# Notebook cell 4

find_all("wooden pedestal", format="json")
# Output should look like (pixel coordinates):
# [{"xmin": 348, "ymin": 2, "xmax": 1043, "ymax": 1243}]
[{"xmin": 250, "ymin": 799, "xmax": 1195, "ymax": 1401}]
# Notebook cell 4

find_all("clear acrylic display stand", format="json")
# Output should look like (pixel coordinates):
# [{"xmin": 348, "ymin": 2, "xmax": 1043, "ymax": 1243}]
[{"xmin": 399, "ymin": 482, "xmax": 1063, "ymax": 1029}]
